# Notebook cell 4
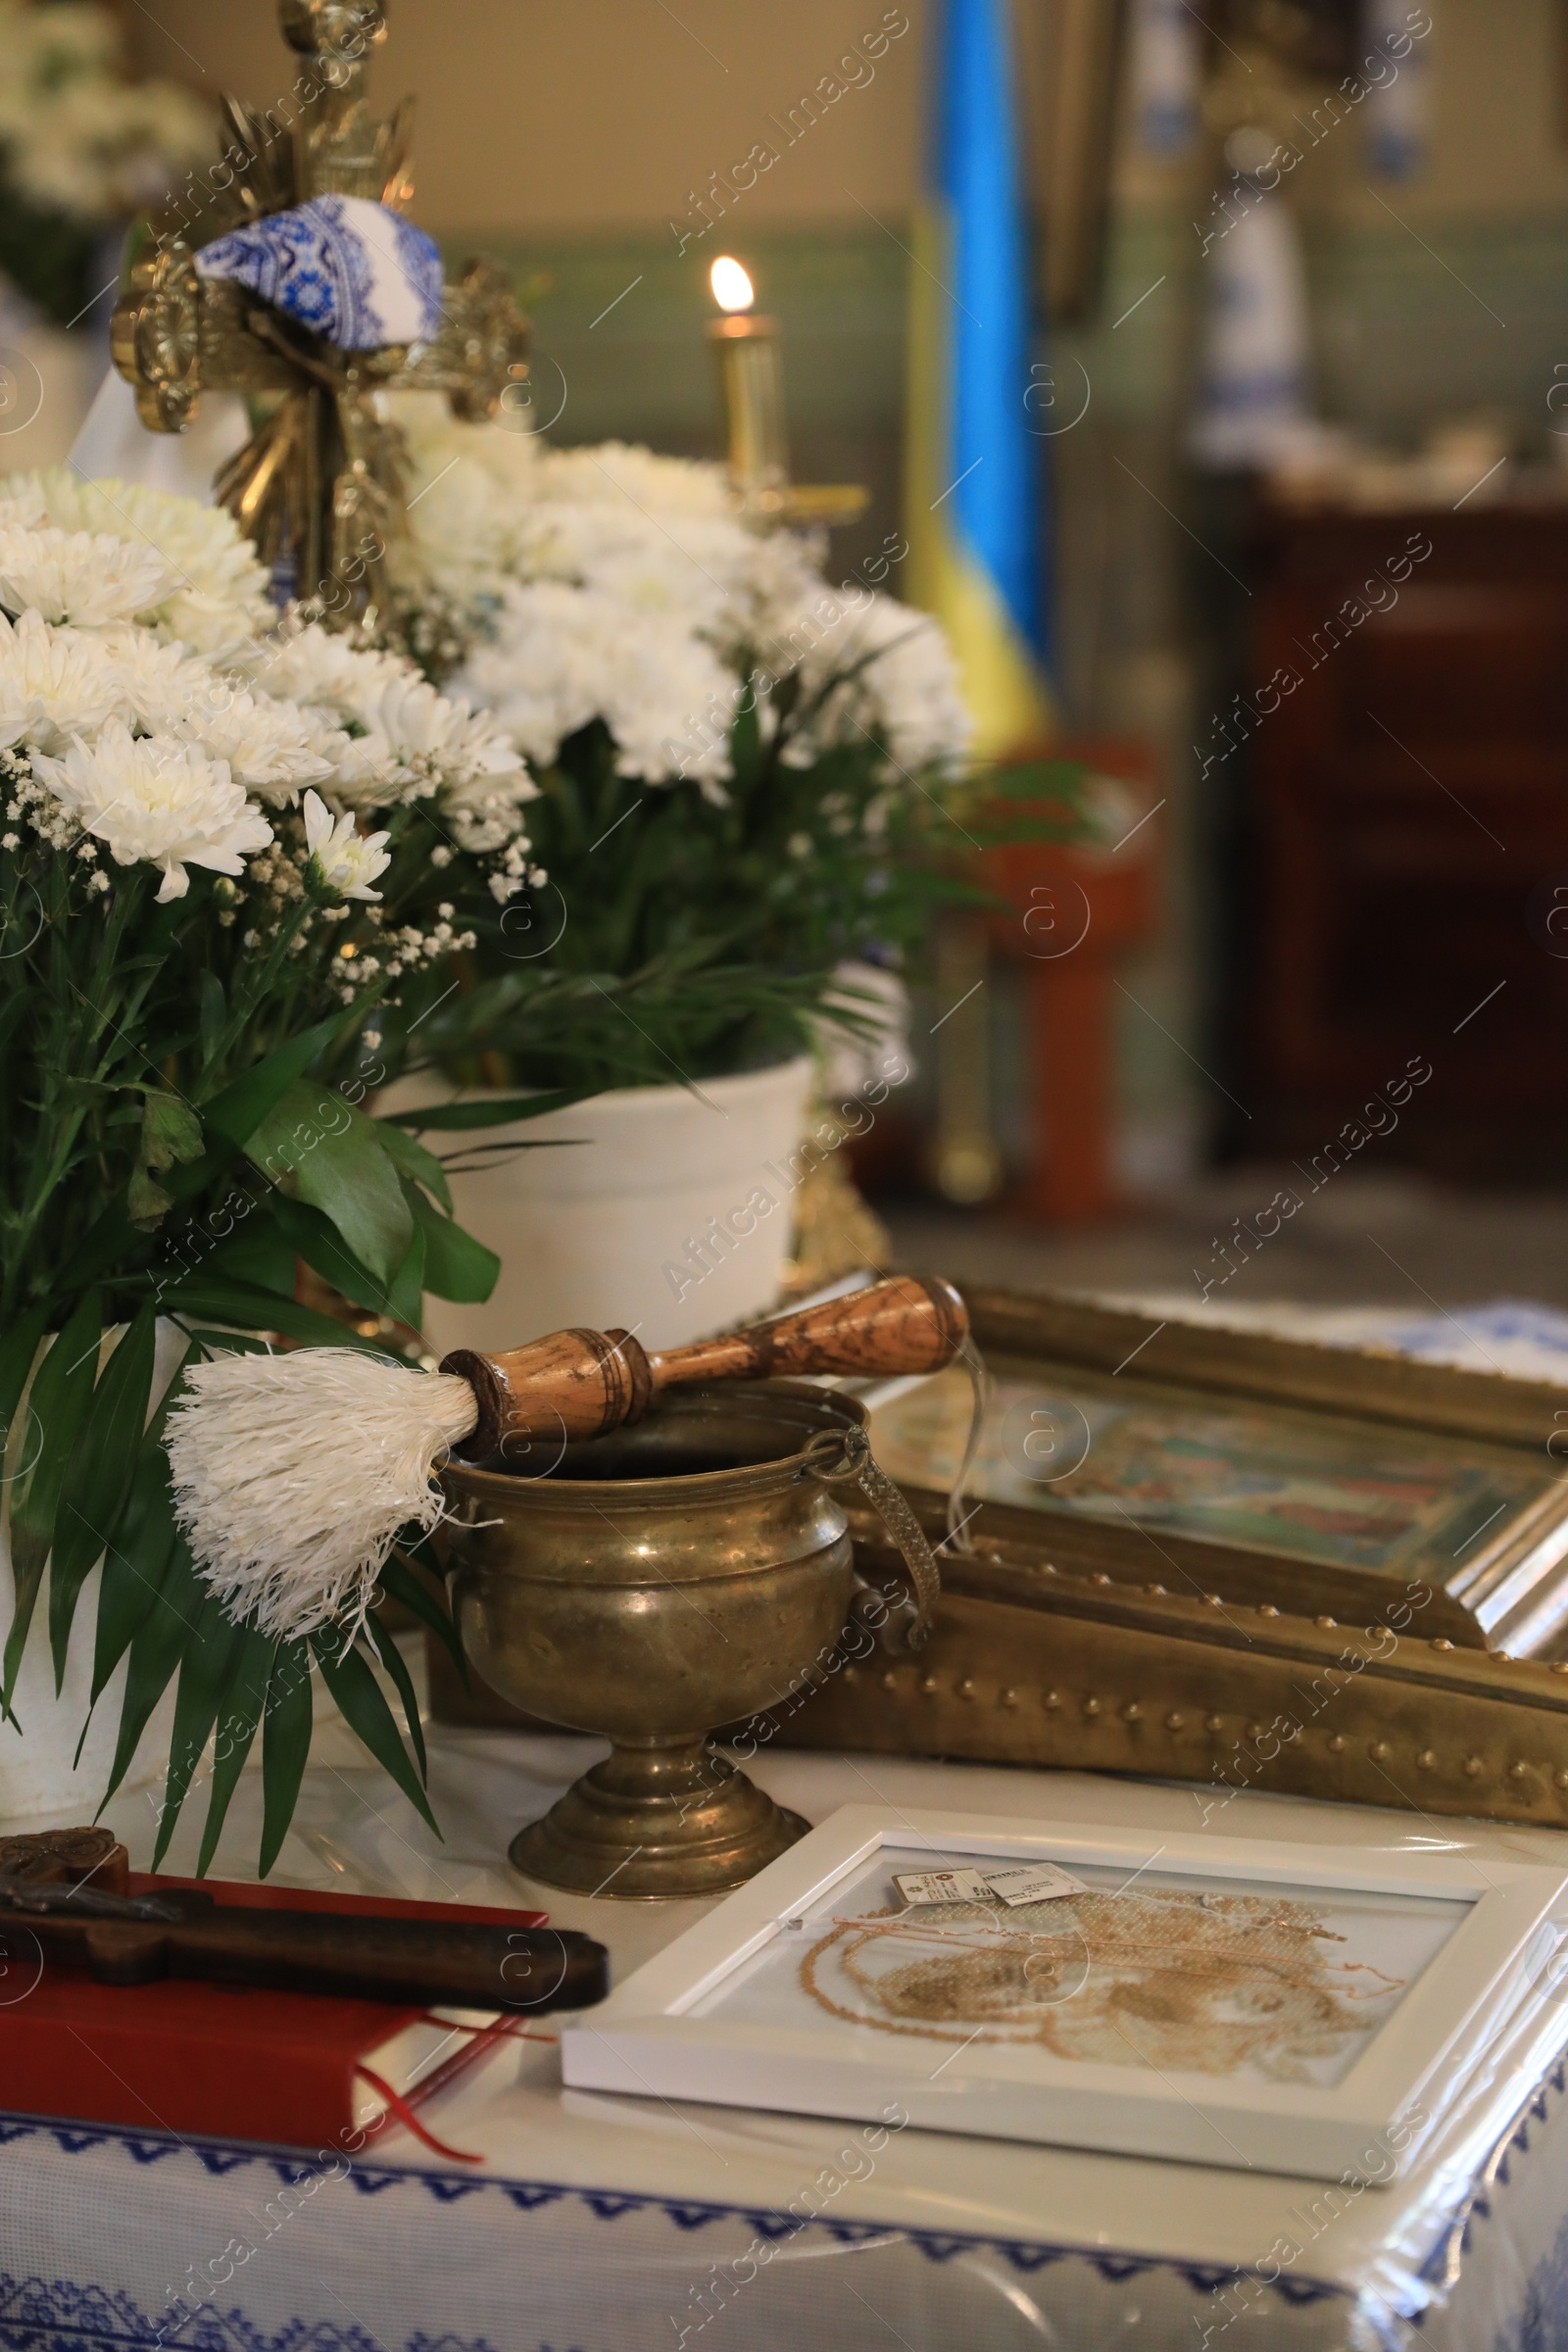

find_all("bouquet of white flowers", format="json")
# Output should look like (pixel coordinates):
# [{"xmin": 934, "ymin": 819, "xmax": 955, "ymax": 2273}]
[
  {"xmin": 0, "ymin": 469, "xmax": 537, "ymax": 1871},
  {"xmin": 374, "ymin": 403, "xmax": 993, "ymax": 1095},
  {"xmin": 0, "ymin": 0, "xmax": 211, "ymax": 328}
]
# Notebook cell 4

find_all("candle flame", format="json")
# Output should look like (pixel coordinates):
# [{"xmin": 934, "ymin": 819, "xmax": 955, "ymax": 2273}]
[{"xmin": 710, "ymin": 256, "xmax": 755, "ymax": 314}]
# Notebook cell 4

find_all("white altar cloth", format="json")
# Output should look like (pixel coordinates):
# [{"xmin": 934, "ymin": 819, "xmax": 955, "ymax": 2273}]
[{"xmin": 7, "ymin": 1717, "xmax": 1568, "ymax": 2352}]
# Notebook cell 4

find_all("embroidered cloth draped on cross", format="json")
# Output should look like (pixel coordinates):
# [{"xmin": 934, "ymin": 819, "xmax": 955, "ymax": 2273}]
[{"xmin": 193, "ymin": 194, "xmax": 443, "ymax": 349}]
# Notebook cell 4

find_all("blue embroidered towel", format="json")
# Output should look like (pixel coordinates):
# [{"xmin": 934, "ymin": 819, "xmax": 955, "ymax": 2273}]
[{"xmin": 194, "ymin": 192, "xmax": 443, "ymax": 349}]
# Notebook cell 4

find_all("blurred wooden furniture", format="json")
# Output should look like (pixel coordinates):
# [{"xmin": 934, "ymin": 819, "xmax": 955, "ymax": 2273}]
[
  {"xmin": 1245, "ymin": 501, "xmax": 1568, "ymax": 1175},
  {"xmin": 982, "ymin": 737, "xmax": 1160, "ymax": 1220}
]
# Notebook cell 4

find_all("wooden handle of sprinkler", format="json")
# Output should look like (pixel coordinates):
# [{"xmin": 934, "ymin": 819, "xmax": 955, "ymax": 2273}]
[
  {"xmin": 7, "ymin": 1894, "xmax": 610, "ymax": 2013},
  {"xmin": 442, "ymin": 1275, "xmax": 969, "ymax": 1461}
]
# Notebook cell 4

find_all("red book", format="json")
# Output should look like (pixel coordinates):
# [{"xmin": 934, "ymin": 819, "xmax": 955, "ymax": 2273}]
[{"xmin": 0, "ymin": 1872, "xmax": 549, "ymax": 2154}]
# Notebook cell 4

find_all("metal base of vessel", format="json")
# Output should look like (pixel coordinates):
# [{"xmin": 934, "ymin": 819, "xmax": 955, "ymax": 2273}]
[{"xmin": 510, "ymin": 1736, "xmax": 808, "ymax": 1899}]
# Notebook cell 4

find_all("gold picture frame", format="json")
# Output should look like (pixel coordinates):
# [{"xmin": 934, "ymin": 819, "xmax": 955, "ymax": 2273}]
[{"xmin": 868, "ymin": 1291, "xmax": 1568, "ymax": 1656}]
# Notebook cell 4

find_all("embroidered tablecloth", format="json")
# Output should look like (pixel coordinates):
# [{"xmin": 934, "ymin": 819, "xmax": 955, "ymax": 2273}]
[{"xmin": 5, "ymin": 1719, "xmax": 1568, "ymax": 2352}]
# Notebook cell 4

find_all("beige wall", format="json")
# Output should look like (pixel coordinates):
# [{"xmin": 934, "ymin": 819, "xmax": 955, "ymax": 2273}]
[
  {"xmin": 1102, "ymin": 0, "xmax": 1568, "ymax": 222},
  {"xmin": 133, "ymin": 0, "xmax": 1568, "ymax": 238},
  {"xmin": 129, "ymin": 0, "xmax": 928, "ymax": 234},
  {"xmin": 1404, "ymin": 0, "xmax": 1568, "ymax": 217}
]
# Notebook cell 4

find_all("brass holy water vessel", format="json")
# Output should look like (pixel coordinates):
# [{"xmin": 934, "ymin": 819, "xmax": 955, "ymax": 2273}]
[{"xmin": 443, "ymin": 1383, "xmax": 914, "ymax": 1898}]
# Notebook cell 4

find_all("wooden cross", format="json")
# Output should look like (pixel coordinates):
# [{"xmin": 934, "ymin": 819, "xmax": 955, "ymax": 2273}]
[{"xmin": 111, "ymin": 0, "xmax": 530, "ymax": 626}]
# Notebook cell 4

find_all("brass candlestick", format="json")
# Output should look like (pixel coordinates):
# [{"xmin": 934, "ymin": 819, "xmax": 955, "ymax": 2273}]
[
  {"xmin": 707, "ymin": 255, "xmax": 867, "ymax": 530},
  {"xmin": 709, "ymin": 309, "xmax": 790, "ymax": 511}
]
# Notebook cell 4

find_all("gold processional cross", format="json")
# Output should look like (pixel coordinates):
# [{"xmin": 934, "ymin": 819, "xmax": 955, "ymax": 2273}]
[{"xmin": 111, "ymin": 0, "xmax": 529, "ymax": 625}]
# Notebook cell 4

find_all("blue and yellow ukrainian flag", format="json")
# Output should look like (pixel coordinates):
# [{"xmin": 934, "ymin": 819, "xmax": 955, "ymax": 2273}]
[{"xmin": 906, "ymin": 0, "xmax": 1054, "ymax": 758}]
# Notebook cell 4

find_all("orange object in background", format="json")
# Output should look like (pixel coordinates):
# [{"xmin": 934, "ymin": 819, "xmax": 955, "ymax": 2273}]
[{"xmin": 983, "ymin": 738, "xmax": 1161, "ymax": 1222}]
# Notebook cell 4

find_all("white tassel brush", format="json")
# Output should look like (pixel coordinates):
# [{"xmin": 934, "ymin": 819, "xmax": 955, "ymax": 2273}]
[
  {"xmin": 167, "ymin": 1351, "xmax": 480, "ymax": 1642},
  {"xmin": 165, "ymin": 1277, "xmax": 968, "ymax": 1642}
]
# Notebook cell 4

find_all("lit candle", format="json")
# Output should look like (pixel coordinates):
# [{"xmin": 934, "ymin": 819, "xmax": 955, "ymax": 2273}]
[{"xmin": 707, "ymin": 256, "xmax": 789, "ymax": 514}]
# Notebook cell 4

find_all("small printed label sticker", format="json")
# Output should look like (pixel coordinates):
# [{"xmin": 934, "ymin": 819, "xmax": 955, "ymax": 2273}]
[
  {"xmin": 894, "ymin": 1869, "xmax": 994, "ymax": 1907},
  {"xmin": 981, "ymin": 1862, "xmax": 1088, "ymax": 1907}
]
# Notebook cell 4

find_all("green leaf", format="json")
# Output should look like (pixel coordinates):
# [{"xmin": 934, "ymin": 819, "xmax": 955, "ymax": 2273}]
[
  {"xmin": 195, "ymin": 1628, "xmax": 275, "ymax": 1879},
  {"xmin": 381, "ymin": 1088, "xmax": 598, "ymax": 1131},
  {"xmin": 91, "ymin": 1446, "xmax": 178, "ymax": 1705},
  {"xmin": 0, "ymin": 1304, "xmax": 48, "ymax": 1722},
  {"xmin": 380, "ymin": 1544, "xmax": 467, "ymax": 1689},
  {"xmin": 409, "ymin": 1186, "xmax": 500, "ymax": 1306},
  {"xmin": 89, "ymin": 1340, "xmax": 193, "ymax": 1706},
  {"xmin": 202, "ymin": 1009, "xmax": 350, "ymax": 1146},
  {"xmin": 190, "ymin": 1213, "xmax": 299, "ymax": 1299},
  {"xmin": 259, "ymin": 1639, "xmax": 315, "ymax": 1879},
  {"xmin": 262, "ymin": 1195, "xmax": 403, "ymax": 1323},
  {"xmin": 177, "ymin": 1331, "xmax": 274, "ymax": 1359},
  {"xmin": 0, "ymin": 1305, "xmax": 47, "ymax": 1467},
  {"xmin": 141, "ymin": 1091, "xmax": 204, "ymax": 1171},
  {"xmin": 197, "ymin": 970, "xmax": 225, "ymax": 1069},
  {"xmin": 371, "ymin": 1116, "xmax": 452, "ymax": 1214},
  {"xmin": 58, "ymin": 1193, "xmax": 152, "ymax": 1300},
  {"xmin": 984, "ymin": 756, "xmax": 1089, "ymax": 803},
  {"xmin": 366, "ymin": 1613, "xmax": 425, "ymax": 1779},
  {"xmin": 4, "ymin": 1290, "xmax": 102, "ymax": 1710},
  {"xmin": 97, "ymin": 1534, "xmax": 203, "ymax": 1812},
  {"xmin": 312, "ymin": 1629, "xmax": 439, "ymax": 1834},
  {"xmin": 49, "ymin": 1301, "xmax": 158, "ymax": 1693},
  {"xmin": 245, "ymin": 1079, "xmax": 412, "ymax": 1288},
  {"xmin": 150, "ymin": 1595, "xmax": 249, "ymax": 1870},
  {"xmin": 384, "ymin": 1215, "xmax": 425, "ymax": 1332},
  {"xmin": 126, "ymin": 1167, "xmax": 173, "ymax": 1230},
  {"xmin": 158, "ymin": 1275, "xmax": 393, "ymax": 1352}
]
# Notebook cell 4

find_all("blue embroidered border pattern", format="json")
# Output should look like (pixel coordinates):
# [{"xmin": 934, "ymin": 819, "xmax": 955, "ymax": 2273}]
[
  {"xmin": 0, "ymin": 2277, "xmax": 494, "ymax": 2352},
  {"xmin": 0, "ymin": 2109, "xmax": 1348, "ymax": 2344},
  {"xmin": 195, "ymin": 196, "xmax": 441, "ymax": 349},
  {"xmin": 384, "ymin": 205, "xmax": 444, "ymax": 342},
  {"xmin": 1421, "ymin": 2057, "xmax": 1568, "ymax": 2291},
  {"xmin": 13, "ymin": 2045, "xmax": 1564, "ymax": 2351}
]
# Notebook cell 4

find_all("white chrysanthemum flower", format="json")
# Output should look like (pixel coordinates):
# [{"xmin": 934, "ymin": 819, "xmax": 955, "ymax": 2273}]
[
  {"xmin": 31, "ymin": 716, "xmax": 271, "ymax": 901},
  {"xmin": 399, "ymin": 458, "xmax": 524, "ymax": 607},
  {"xmin": 397, "ymin": 411, "xmax": 747, "ymax": 626},
  {"xmin": 302, "ymin": 789, "xmax": 390, "ymax": 900},
  {"xmin": 0, "ymin": 610, "xmax": 125, "ymax": 754},
  {"xmin": 244, "ymin": 625, "xmax": 410, "ymax": 720},
  {"xmin": 103, "ymin": 633, "xmax": 212, "ymax": 728},
  {"xmin": 397, "ymin": 412, "xmax": 970, "ymax": 795},
  {"xmin": 0, "ymin": 485, "xmax": 47, "ymax": 532},
  {"xmin": 4, "ymin": 472, "xmax": 272, "ymax": 653},
  {"xmin": 334, "ymin": 672, "xmax": 529, "ymax": 808},
  {"xmin": 536, "ymin": 439, "xmax": 732, "ymax": 518},
  {"xmin": 179, "ymin": 687, "xmax": 340, "ymax": 804},
  {"xmin": 0, "ymin": 524, "xmax": 174, "ymax": 628},
  {"xmin": 91, "ymin": 633, "xmax": 341, "ymax": 801},
  {"xmin": 739, "ymin": 528, "xmax": 840, "ymax": 654},
  {"xmin": 0, "ymin": 24, "xmax": 211, "ymax": 223},
  {"xmin": 388, "ymin": 395, "xmax": 551, "ymax": 606},
  {"xmin": 293, "ymin": 696, "xmax": 364, "ymax": 773},
  {"xmin": 459, "ymin": 580, "xmax": 736, "ymax": 789},
  {"xmin": 784, "ymin": 593, "xmax": 973, "ymax": 777},
  {"xmin": 394, "ymin": 392, "xmax": 545, "ymax": 498},
  {"xmin": 510, "ymin": 502, "xmax": 743, "ymax": 642}
]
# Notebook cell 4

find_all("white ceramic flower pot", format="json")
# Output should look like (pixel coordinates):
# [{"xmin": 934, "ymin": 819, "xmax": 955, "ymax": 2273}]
[
  {"xmin": 393, "ymin": 1057, "xmax": 817, "ymax": 1357},
  {"xmin": 0, "ymin": 1322, "xmax": 183, "ymax": 1826}
]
